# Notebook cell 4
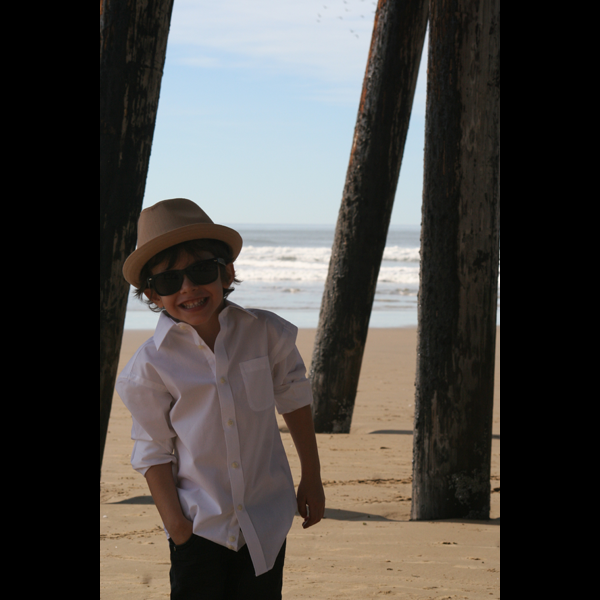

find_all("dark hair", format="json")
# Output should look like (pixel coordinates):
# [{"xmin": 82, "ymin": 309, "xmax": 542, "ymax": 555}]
[{"xmin": 134, "ymin": 239, "xmax": 241, "ymax": 313}]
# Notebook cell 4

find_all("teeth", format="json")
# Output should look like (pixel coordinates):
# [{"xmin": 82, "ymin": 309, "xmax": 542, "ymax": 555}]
[{"xmin": 182, "ymin": 298, "xmax": 207, "ymax": 309}]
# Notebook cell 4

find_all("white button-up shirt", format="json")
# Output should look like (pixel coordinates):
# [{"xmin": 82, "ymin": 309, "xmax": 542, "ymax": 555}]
[{"xmin": 116, "ymin": 302, "xmax": 313, "ymax": 576}]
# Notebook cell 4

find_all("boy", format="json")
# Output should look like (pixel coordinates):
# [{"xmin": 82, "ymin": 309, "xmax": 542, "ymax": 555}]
[{"xmin": 116, "ymin": 199, "xmax": 326, "ymax": 600}]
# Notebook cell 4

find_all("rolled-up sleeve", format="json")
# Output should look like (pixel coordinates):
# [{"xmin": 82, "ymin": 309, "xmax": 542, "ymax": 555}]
[
  {"xmin": 116, "ymin": 373, "xmax": 177, "ymax": 476},
  {"xmin": 271, "ymin": 344, "xmax": 313, "ymax": 416}
]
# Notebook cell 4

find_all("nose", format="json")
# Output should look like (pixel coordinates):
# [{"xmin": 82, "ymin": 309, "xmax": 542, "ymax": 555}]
[{"xmin": 180, "ymin": 274, "xmax": 199, "ymax": 292}]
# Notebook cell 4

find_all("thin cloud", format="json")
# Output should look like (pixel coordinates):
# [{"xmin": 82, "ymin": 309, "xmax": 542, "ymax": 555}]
[{"xmin": 168, "ymin": 0, "xmax": 377, "ymax": 84}]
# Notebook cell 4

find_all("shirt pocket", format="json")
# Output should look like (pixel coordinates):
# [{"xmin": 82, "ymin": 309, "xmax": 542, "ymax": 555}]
[{"xmin": 240, "ymin": 356, "xmax": 275, "ymax": 412}]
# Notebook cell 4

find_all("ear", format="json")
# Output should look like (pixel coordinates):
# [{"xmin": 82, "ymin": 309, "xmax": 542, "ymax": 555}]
[{"xmin": 144, "ymin": 288, "xmax": 164, "ymax": 309}]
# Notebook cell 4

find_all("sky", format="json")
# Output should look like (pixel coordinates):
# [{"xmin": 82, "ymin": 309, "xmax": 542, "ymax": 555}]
[{"xmin": 142, "ymin": 0, "xmax": 429, "ymax": 226}]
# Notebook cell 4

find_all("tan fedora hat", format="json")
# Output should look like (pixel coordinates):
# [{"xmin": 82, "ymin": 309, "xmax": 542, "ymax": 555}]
[{"xmin": 123, "ymin": 199, "xmax": 243, "ymax": 288}]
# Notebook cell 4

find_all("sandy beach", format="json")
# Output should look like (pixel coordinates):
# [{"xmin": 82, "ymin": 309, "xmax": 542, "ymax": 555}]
[{"xmin": 101, "ymin": 327, "xmax": 500, "ymax": 599}]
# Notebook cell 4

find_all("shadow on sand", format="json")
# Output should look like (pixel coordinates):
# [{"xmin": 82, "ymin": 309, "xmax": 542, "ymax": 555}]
[
  {"xmin": 369, "ymin": 430, "xmax": 500, "ymax": 440},
  {"xmin": 107, "ymin": 498, "xmax": 499, "ymax": 526},
  {"xmin": 110, "ymin": 496, "xmax": 155, "ymax": 505}
]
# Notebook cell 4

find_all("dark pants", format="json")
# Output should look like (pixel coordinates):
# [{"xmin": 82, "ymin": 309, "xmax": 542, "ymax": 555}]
[{"xmin": 169, "ymin": 535, "xmax": 286, "ymax": 600}]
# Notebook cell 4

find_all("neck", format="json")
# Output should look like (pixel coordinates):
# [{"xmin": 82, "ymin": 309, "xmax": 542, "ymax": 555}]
[
  {"xmin": 192, "ymin": 299, "xmax": 228, "ymax": 352},
  {"xmin": 193, "ymin": 321, "xmax": 220, "ymax": 353}
]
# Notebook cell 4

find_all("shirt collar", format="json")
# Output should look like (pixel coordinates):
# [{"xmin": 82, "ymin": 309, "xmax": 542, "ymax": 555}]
[
  {"xmin": 153, "ymin": 311, "xmax": 178, "ymax": 350},
  {"xmin": 153, "ymin": 301, "xmax": 258, "ymax": 351},
  {"xmin": 220, "ymin": 300, "xmax": 259, "ymax": 321}
]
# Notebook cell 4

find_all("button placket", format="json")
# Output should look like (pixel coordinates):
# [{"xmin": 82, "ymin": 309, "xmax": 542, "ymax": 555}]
[{"xmin": 213, "ymin": 329, "xmax": 250, "ymax": 553}]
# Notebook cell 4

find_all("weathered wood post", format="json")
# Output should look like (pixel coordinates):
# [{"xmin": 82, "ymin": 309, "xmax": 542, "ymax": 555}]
[
  {"xmin": 411, "ymin": 0, "xmax": 501, "ymax": 520},
  {"xmin": 310, "ymin": 0, "xmax": 429, "ymax": 433},
  {"xmin": 100, "ymin": 0, "xmax": 174, "ymax": 478}
]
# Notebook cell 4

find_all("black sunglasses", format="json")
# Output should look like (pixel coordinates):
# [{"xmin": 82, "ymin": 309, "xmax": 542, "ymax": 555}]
[{"xmin": 147, "ymin": 258, "xmax": 227, "ymax": 297}]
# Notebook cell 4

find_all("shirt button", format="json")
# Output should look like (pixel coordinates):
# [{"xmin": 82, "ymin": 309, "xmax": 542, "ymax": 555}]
[
  {"xmin": 237, "ymin": 505, "xmax": 244, "ymax": 512},
  {"xmin": 229, "ymin": 535, "xmax": 236, "ymax": 543},
  {"xmin": 231, "ymin": 462, "xmax": 239, "ymax": 469},
  {"xmin": 220, "ymin": 377, "xmax": 227, "ymax": 384},
  {"xmin": 227, "ymin": 419, "xmax": 235, "ymax": 427}
]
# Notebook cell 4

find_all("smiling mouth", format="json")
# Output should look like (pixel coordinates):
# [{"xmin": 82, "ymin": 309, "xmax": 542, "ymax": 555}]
[{"xmin": 181, "ymin": 298, "xmax": 208, "ymax": 309}]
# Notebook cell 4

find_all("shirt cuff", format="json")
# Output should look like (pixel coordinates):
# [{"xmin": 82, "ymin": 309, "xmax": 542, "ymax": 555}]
[
  {"xmin": 131, "ymin": 439, "xmax": 177, "ymax": 476},
  {"xmin": 274, "ymin": 378, "xmax": 313, "ymax": 415}
]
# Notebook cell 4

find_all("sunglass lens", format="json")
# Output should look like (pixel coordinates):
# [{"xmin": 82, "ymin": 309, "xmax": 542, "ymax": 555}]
[
  {"xmin": 154, "ymin": 271, "xmax": 184, "ymax": 296},
  {"xmin": 187, "ymin": 261, "xmax": 219, "ymax": 285},
  {"xmin": 151, "ymin": 260, "xmax": 221, "ymax": 296}
]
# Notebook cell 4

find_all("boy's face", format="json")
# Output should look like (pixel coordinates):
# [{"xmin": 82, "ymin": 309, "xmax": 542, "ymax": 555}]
[{"xmin": 144, "ymin": 250, "xmax": 235, "ymax": 337}]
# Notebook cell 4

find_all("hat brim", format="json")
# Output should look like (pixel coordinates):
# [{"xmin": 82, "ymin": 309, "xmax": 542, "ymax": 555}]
[{"xmin": 123, "ymin": 223, "xmax": 243, "ymax": 288}]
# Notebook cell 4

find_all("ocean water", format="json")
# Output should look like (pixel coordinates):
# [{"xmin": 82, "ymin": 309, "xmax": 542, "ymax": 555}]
[{"xmin": 124, "ymin": 224, "xmax": 498, "ymax": 330}]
